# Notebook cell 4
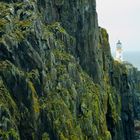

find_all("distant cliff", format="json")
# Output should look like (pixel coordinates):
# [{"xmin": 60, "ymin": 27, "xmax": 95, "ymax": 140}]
[{"xmin": 0, "ymin": 0, "xmax": 138, "ymax": 140}]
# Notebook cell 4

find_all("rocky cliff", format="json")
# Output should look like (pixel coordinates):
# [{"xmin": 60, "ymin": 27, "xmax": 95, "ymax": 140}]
[
  {"xmin": 0, "ymin": 0, "xmax": 136, "ymax": 140},
  {"xmin": 124, "ymin": 62, "xmax": 140, "ymax": 139}
]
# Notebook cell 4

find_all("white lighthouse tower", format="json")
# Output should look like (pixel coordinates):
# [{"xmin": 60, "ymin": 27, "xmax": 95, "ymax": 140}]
[{"xmin": 115, "ymin": 40, "xmax": 123, "ymax": 62}]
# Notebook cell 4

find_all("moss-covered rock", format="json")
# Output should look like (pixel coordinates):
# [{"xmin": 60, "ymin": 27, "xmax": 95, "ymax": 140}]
[{"xmin": 0, "ymin": 0, "xmax": 137, "ymax": 140}]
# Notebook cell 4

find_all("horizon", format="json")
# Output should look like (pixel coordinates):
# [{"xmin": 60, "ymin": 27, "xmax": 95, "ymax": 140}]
[
  {"xmin": 96, "ymin": 0, "xmax": 140, "ymax": 53},
  {"xmin": 112, "ymin": 51, "xmax": 140, "ymax": 70}
]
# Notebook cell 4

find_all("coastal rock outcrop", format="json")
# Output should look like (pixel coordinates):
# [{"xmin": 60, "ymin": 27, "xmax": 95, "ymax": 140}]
[
  {"xmin": 0, "ymin": 0, "xmax": 137, "ymax": 140},
  {"xmin": 123, "ymin": 62, "xmax": 140, "ymax": 140}
]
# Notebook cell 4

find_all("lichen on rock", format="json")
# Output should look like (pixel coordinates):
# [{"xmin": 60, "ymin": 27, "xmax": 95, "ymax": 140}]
[{"xmin": 0, "ymin": 0, "xmax": 138, "ymax": 140}]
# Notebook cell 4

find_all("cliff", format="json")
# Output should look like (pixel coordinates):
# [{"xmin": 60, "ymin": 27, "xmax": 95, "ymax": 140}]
[
  {"xmin": 123, "ymin": 62, "xmax": 140, "ymax": 139},
  {"xmin": 0, "ymin": 0, "xmax": 136, "ymax": 140}
]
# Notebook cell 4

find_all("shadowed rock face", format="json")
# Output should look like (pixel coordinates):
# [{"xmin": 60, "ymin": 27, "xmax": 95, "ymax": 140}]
[
  {"xmin": 124, "ymin": 64, "xmax": 140, "ymax": 140},
  {"xmin": 0, "ymin": 0, "xmax": 136, "ymax": 140},
  {"xmin": 37, "ymin": 0, "xmax": 101, "ymax": 84}
]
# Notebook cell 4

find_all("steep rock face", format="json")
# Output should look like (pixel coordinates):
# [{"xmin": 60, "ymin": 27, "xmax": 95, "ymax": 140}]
[
  {"xmin": 124, "ymin": 63, "xmax": 140, "ymax": 140},
  {"xmin": 0, "ymin": 0, "xmax": 135, "ymax": 140},
  {"xmin": 37, "ymin": 0, "xmax": 102, "ymax": 83},
  {"xmin": 99, "ymin": 28, "xmax": 135, "ymax": 140}
]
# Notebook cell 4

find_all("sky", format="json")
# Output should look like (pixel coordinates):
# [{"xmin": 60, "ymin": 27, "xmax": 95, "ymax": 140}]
[{"xmin": 96, "ymin": 0, "xmax": 140, "ymax": 52}]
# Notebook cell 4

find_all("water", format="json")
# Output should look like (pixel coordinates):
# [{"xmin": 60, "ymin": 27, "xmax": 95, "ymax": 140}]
[{"xmin": 112, "ymin": 51, "xmax": 140, "ymax": 70}]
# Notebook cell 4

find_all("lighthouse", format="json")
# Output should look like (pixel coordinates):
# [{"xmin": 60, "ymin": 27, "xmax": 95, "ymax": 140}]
[{"xmin": 115, "ymin": 40, "xmax": 123, "ymax": 62}]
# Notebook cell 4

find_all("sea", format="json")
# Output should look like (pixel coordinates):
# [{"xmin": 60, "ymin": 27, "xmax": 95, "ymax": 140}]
[{"xmin": 112, "ymin": 51, "xmax": 140, "ymax": 70}]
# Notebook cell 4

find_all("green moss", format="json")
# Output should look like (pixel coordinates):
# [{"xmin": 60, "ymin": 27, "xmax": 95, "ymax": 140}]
[
  {"xmin": 0, "ymin": 3, "xmax": 11, "ymax": 18},
  {"xmin": 0, "ymin": 129, "xmax": 9, "ymax": 140},
  {"xmin": 55, "ymin": 39, "xmax": 65, "ymax": 49},
  {"xmin": 100, "ymin": 28, "xmax": 109, "ymax": 47},
  {"xmin": 56, "ymin": 64, "xmax": 67, "ymax": 75},
  {"xmin": 54, "ymin": 49, "xmax": 73, "ymax": 62},
  {"xmin": 0, "ymin": 78, "xmax": 20, "ymax": 140},
  {"xmin": 59, "ymin": 133, "xmax": 68, "ymax": 140},
  {"xmin": 0, "ymin": 78, "xmax": 19, "ymax": 121},
  {"xmin": 42, "ymin": 132, "xmax": 50, "ymax": 140},
  {"xmin": 41, "ymin": 94, "xmax": 83, "ymax": 140},
  {"xmin": 43, "ymin": 25, "xmax": 54, "ymax": 39},
  {"xmin": 103, "ymin": 131, "xmax": 112, "ymax": 140},
  {"xmin": 15, "ymin": 20, "xmax": 32, "ymax": 29},
  {"xmin": 43, "ymin": 22, "xmax": 74, "ymax": 50},
  {"xmin": 8, "ymin": 129, "xmax": 20, "ymax": 140},
  {"xmin": 27, "ymin": 69, "xmax": 39, "ymax": 81},
  {"xmin": 106, "ymin": 86, "xmax": 121, "ymax": 126},
  {"xmin": 0, "ymin": 19, "xmax": 8, "ymax": 30},
  {"xmin": 12, "ymin": 30, "xmax": 25, "ymax": 41},
  {"xmin": 28, "ymin": 81, "xmax": 40, "ymax": 113},
  {"xmin": 47, "ymin": 22, "xmax": 67, "ymax": 35},
  {"xmin": 0, "ymin": 128, "xmax": 20, "ymax": 140},
  {"xmin": 113, "ymin": 60, "xmax": 128, "ymax": 75},
  {"xmin": 0, "ymin": 2, "xmax": 125, "ymax": 138}
]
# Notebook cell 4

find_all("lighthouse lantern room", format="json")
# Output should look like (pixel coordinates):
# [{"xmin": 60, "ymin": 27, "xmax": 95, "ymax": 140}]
[{"xmin": 115, "ymin": 40, "xmax": 123, "ymax": 62}]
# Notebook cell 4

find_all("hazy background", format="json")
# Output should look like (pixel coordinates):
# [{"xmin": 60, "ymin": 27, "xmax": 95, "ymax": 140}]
[{"xmin": 96, "ymin": 0, "xmax": 140, "ymax": 69}]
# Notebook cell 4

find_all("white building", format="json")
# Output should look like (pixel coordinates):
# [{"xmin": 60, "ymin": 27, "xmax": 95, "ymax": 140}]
[{"xmin": 115, "ymin": 40, "xmax": 123, "ymax": 62}]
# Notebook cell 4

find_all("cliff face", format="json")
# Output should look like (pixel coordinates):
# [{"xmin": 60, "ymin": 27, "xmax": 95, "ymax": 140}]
[
  {"xmin": 0, "ymin": 0, "xmax": 135, "ymax": 140},
  {"xmin": 37, "ymin": 0, "xmax": 101, "ymax": 83},
  {"xmin": 124, "ymin": 63, "xmax": 140, "ymax": 139}
]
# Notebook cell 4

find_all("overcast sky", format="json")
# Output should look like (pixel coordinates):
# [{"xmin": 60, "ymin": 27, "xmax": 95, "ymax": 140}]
[{"xmin": 96, "ymin": 0, "xmax": 140, "ymax": 52}]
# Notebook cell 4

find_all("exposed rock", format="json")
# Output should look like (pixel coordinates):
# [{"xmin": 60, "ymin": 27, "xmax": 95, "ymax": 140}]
[
  {"xmin": 0, "ymin": 0, "xmax": 138, "ymax": 140},
  {"xmin": 123, "ymin": 62, "xmax": 140, "ymax": 140}
]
